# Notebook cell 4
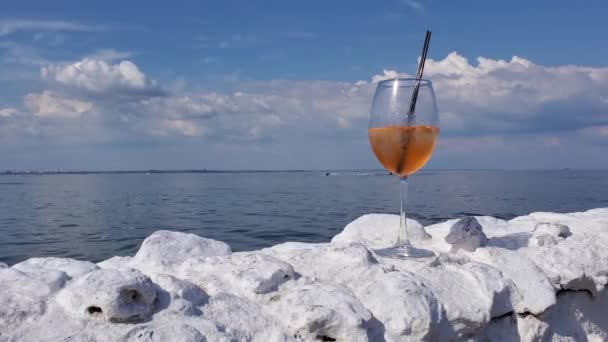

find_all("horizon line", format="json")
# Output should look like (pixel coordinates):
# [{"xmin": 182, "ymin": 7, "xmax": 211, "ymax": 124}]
[{"xmin": 0, "ymin": 167, "xmax": 602, "ymax": 175}]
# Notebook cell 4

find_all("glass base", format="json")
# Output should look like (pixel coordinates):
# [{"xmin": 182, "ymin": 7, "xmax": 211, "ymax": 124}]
[{"xmin": 375, "ymin": 244, "xmax": 435, "ymax": 259}]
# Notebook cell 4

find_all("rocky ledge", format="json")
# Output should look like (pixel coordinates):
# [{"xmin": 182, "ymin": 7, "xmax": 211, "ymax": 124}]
[{"xmin": 1, "ymin": 208, "xmax": 608, "ymax": 341}]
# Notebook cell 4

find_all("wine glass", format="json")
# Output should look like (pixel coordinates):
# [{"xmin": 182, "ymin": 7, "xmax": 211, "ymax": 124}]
[{"xmin": 368, "ymin": 78, "xmax": 439, "ymax": 258}]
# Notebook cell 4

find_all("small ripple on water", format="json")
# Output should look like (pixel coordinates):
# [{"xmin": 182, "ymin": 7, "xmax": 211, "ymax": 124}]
[
  {"xmin": 251, "ymin": 231, "xmax": 289, "ymax": 240},
  {"xmin": 13, "ymin": 240, "xmax": 62, "ymax": 246},
  {"xmin": 117, "ymin": 243, "xmax": 137, "ymax": 252},
  {"xmin": 454, "ymin": 212, "xmax": 484, "ymax": 217},
  {"xmin": 228, "ymin": 228, "xmax": 249, "ymax": 233}
]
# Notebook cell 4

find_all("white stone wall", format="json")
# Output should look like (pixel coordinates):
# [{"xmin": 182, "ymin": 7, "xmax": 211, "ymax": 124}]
[{"xmin": 1, "ymin": 208, "xmax": 607, "ymax": 341}]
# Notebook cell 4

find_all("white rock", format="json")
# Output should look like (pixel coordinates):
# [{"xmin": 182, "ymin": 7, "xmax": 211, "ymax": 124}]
[
  {"xmin": 491, "ymin": 288, "xmax": 608, "ymax": 341},
  {"xmin": 445, "ymin": 216, "xmax": 488, "ymax": 252},
  {"xmin": 13, "ymin": 257, "xmax": 99, "ymax": 279},
  {"xmin": 417, "ymin": 254, "xmax": 518, "ymax": 338},
  {"xmin": 149, "ymin": 273, "xmax": 208, "ymax": 315},
  {"xmin": 486, "ymin": 232, "xmax": 532, "ymax": 250},
  {"xmin": 263, "ymin": 242, "xmax": 439, "ymax": 340},
  {"xmin": 523, "ymin": 233, "xmax": 608, "ymax": 294},
  {"xmin": 511, "ymin": 208, "xmax": 608, "ymax": 236},
  {"xmin": 120, "ymin": 323, "xmax": 209, "ymax": 342},
  {"xmin": 474, "ymin": 313, "xmax": 520, "ymax": 342},
  {"xmin": 535, "ymin": 289, "xmax": 608, "ymax": 341},
  {"xmin": 3, "ymin": 208, "xmax": 608, "ymax": 341},
  {"xmin": 56, "ymin": 268, "xmax": 157, "ymax": 322},
  {"xmin": 17, "ymin": 307, "xmax": 228, "ymax": 342},
  {"xmin": 475, "ymin": 216, "xmax": 521, "ymax": 236},
  {"xmin": 423, "ymin": 216, "xmax": 514, "ymax": 254},
  {"xmin": 332, "ymin": 214, "xmax": 430, "ymax": 248},
  {"xmin": 0, "ymin": 267, "xmax": 69, "ymax": 329},
  {"xmin": 180, "ymin": 253, "xmax": 294, "ymax": 298},
  {"xmin": 356, "ymin": 271, "xmax": 441, "ymax": 341},
  {"xmin": 201, "ymin": 293, "xmax": 289, "ymax": 341},
  {"xmin": 5, "ymin": 300, "xmax": 88, "ymax": 342},
  {"xmin": 263, "ymin": 241, "xmax": 390, "ymax": 285},
  {"xmin": 267, "ymin": 280, "xmax": 373, "ymax": 341},
  {"xmin": 130, "ymin": 230, "xmax": 231, "ymax": 274},
  {"xmin": 515, "ymin": 314, "xmax": 550, "ymax": 341},
  {"xmin": 473, "ymin": 247, "xmax": 555, "ymax": 314},
  {"xmin": 528, "ymin": 233, "xmax": 562, "ymax": 247},
  {"xmin": 2, "ymin": 267, "xmax": 69, "ymax": 296},
  {"xmin": 526, "ymin": 222, "xmax": 571, "ymax": 248},
  {"xmin": 532, "ymin": 222, "xmax": 572, "ymax": 238},
  {"xmin": 0, "ymin": 262, "xmax": 8, "ymax": 268},
  {"xmin": 97, "ymin": 256, "xmax": 133, "ymax": 269}
]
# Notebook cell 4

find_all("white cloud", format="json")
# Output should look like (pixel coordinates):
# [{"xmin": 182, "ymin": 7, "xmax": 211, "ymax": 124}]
[
  {"xmin": 134, "ymin": 92, "xmax": 288, "ymax": 139},
  {"xmin": 87, "ymin": 49, "xmax": 134, "ymax": 62},
  {"xmin": 0, "ymin": 41, "xmax": 49, "ymax": 65},
  {"xmin": 420, "ymin": 52, "xmax": 608, "ymax": 134},
  {"xmin": 400, "ymin": 0, "xmax": 424, "ymax": 11},
  {"xmin": 22, "ymin": 52, "xmax": 608, "ymax": 140},
  {"xmin": 0, "ymin": 107, "xmax": 17, "ymax": 118},
  {"xmin": 24, "ymin": 90, "xmax": 93, "ymax": 119},
  {"xmin": 4, "ymin": 52, "xmax": 608, "ymax": 168},
  {"xmin": 41, "ymin": 58, "xmax": 161, "ymax": 95},
  {"xmin": 0, "ymin": 19, "xmax": 96, "ymax": 36},
  {"xmin": 371, "ymin": 69, "xmax": 412, "ymax": 83},
  {"xmin": 155, "ymin": 119, "xmax": 205, "ymax": 137},
  {"xmin": 18, "ymin": 53, "xmax": 607, "ymax": 134}
]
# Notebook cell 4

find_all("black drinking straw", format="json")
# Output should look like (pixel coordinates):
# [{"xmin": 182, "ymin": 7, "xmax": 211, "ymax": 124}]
[{"xmin": 407, "ymin": 30, "xmax": 432, "ymax": 123}]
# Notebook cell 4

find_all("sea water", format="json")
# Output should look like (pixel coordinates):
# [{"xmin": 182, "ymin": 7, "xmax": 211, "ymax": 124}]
[{"xmin": 0, "ymin": 170, "xmax": 606, "ymax": 264}]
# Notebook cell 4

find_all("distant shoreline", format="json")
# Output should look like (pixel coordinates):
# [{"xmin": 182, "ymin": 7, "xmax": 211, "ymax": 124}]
[
  {"xmin": 0, "ymin": 168, "xmax": 603, "ymax": 175},
  {"xmin": 0, "ymin": 169, "xmax": 382, "ymax": 175}
]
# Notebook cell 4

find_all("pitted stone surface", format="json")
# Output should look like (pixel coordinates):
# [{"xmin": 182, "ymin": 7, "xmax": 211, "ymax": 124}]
[{"xmin": 56, "ymin": 268, "xmax": 157, "ymax": 323}]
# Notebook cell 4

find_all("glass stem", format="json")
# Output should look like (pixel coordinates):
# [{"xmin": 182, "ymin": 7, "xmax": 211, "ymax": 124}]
[{"xmin": 396, "ymin": 176, "xmax": 412, "ymax": 247}]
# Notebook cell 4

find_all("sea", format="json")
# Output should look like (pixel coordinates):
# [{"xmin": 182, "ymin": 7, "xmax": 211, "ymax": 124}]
[{"xmin": 1, "ymin": 170, "xmax": 607, "ymax": 265}]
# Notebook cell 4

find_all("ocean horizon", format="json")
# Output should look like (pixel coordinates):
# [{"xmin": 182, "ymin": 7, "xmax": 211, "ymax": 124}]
[{"xmin": 2, "ymin": 167, "xmax": 606, "ymax": 174}]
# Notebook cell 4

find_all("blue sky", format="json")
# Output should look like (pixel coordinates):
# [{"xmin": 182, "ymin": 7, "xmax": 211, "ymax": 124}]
[{"xmin": 1, "ymin": 0, "xmax": 608, "ymax": 170}]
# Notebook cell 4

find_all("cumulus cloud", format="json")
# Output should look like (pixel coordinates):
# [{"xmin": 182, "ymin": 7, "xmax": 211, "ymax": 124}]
[
  {"xmin": 41, "ymin": 58, "xmax": 163, "ymax": 96},
  {"xmin": 24, "ymin": 91, "xmax": 94, "ymax": 119}
]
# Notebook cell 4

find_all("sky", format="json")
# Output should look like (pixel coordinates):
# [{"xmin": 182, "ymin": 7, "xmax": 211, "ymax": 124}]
[{"xmin": 1, "ymin": 0, "xmax": 607, "ymax": 170}]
